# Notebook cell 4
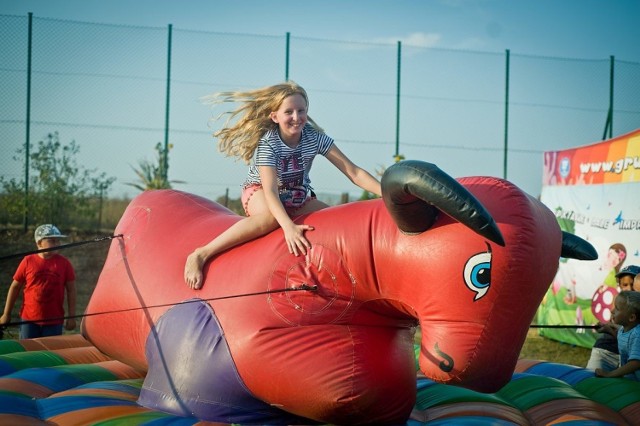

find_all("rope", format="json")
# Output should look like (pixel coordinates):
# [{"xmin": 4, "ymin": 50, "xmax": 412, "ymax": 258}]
[
  {"xmin": 0, "ymin": 233, "xmax": 603, "ymax": 334},
  {"xmin": 529, "ymin": 324, "xmax": 599, "ymax": 329},
  {"xmin": 0, "ymin": 284, "xmax": 318, "ymax": 329},
  {"xmin": 0, "ymin": 234, "xmax": 124, "ymax": 261},
  {"xmin": 1, "ymin": 235, "xmax": 604, "ymax": 336}
]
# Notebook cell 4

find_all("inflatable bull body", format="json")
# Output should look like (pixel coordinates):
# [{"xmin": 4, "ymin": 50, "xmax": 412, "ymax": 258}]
[{"xmin": 83, "ymin": 161, "xmax": 595, "ymax": 424}]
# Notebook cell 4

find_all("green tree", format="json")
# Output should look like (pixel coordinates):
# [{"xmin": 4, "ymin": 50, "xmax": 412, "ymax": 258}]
[
  {"xmin": 0, "ymin": 132, "xmax": 116, "ymax": 228},
  {"xmin": 127, "ymin": 142, "xmax": 184, "ymax": 191}
]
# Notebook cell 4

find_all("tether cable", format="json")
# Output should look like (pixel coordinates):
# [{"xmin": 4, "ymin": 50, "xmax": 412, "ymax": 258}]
[
  {"xmin": 0, "ymin": 284, "xmax": 318, "ymax": 329},
  {"xmin": 0, "ymin": 234, "xmax": 124, "ymax": 261},
  {"xmin": 0, "ymin": 233, "xmax": 601, "ymax": 334},
  {"xmin": 529, "ymin": 324, "xmax": 599, "ymax": 329}
]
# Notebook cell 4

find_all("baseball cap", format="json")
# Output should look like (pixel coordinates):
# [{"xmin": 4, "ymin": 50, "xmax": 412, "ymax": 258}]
[
  {"xmin": 615, "ymin": 265, "xmax": 640, "ymax": 279},
  {"xmin": 34, "ymin": 224, "xmax": 67, "ymax": 243}
]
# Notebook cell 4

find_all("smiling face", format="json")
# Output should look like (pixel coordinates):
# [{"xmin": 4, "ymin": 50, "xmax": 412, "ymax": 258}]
[{"xmin": 270, "ymin": 93, "xmax": 308, "ymax": 147}]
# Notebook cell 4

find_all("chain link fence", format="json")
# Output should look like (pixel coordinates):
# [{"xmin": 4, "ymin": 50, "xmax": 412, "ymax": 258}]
[{"xmin": 1, "ymin": 14, "xmax": 639, "ymax": 231}]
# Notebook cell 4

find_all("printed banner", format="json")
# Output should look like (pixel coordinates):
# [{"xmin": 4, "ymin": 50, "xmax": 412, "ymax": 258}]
[
  {"xmin": 543, "ymin": 129, "xmax": 640, "ymax": 186},
  {"xmin": 537, "ymin": 129, "xmax": 640, "ymax": 348}
]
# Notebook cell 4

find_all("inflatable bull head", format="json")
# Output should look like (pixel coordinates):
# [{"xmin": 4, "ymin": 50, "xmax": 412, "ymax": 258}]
[{"xmin": 83, "ymin": 160, "xmax": 596, "ymax": 424}]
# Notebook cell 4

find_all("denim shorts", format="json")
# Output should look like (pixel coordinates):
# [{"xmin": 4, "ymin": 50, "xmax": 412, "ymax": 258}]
[{"xmin": 20, "ymin": 320, "xmax": 63, "ymax": 339}]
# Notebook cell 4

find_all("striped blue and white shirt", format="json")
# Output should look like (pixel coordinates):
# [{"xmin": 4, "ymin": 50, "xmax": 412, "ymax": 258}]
[
  {"xmin": 244, "ymin": 124, "xmax": 334, "ymax": 193},
  {"xmin": 617, "ymin": 324, "xmax": 640, "ymax": 381}
]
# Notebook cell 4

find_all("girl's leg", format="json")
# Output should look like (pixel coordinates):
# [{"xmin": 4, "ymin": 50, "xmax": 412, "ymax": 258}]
[
  {"xmin": 184, "ymin": 189, "xmax": 278, "ymax": 289},
  {"xmin": 291, "ymin": 198, "xmax": 330, "ymax": 216}
]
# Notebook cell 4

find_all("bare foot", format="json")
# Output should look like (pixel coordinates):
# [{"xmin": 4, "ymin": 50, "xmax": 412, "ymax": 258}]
[{"xmin": 184, "ymin": 250, "xmax": 205, "ymax": 290}]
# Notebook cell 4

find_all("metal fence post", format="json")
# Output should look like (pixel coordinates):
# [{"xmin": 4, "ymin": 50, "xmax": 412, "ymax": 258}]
[
  {"xmin": 23, "ymin": 12, "xmax": 33, "ymax": 233},
  {"xmin": 394, "ymin": 41, "xmax": 401, "ymax": 161},
  {"xmin": 602, "ymin": 55, "xmax": 614, "ymax": 140},
  {"xmin": 163, "ymin": 24, "xmax": 172, "ymax": 182},
  {"xmin": 285, "ymin": 32, "xmax": 290, "ymax": 81},
  {"xmin": 503, "ymin": 49, "xmax": 510, "ymax": 180}
]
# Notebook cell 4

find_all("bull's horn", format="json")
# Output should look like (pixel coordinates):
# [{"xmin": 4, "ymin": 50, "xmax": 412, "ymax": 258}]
[
  {"xmin": 561, "ymin": 231, "xmax": 598, "ymax": 260},
  {"xmin": 381, "ymin": 160, "xmax": 505, "ymax": 246}
]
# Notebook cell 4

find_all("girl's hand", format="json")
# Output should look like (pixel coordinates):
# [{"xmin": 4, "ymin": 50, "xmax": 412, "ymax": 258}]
[{"xmin": 282, "ymin": 222, "xmax": 314, "ymax": 256}]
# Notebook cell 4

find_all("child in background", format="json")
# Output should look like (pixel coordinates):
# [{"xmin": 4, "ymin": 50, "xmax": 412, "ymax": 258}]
[
  {"xmin": 0, "ymin": 224, "xmax": 77, "ymax": 339},
  {"xmin": 184, "ymin": 81, "xmax": 381, "ymax": 289},
  {"xmin": 595, "ymin": 291, "xmax": 640, "ymax": 381},
  {"xmin": 586, "ymin": 265, "xmax": 638, "ymax": 372},
  {"xmin": 615, "ymin": 266, "xmax": 638, "ymax": 292}
]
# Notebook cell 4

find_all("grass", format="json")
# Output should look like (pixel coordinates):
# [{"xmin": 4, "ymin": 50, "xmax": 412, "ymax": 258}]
[
  {"xmin": 0, "ymin": 228, "xmax": 592, "ymax": 369},
  {"xmin": 520, "ymin": 328, "xmax": 590, "ymax": 367}
]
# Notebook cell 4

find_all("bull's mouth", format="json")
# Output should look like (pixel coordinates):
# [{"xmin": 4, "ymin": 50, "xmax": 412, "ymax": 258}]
[
  {"xmin": 418, "ymin": 321, "xmax": 523, "ymax": 393},
  {"xmin": 417, "ymin": 321, "xmax": 486, "ymax": 385},
  {"xmin": 420, "ymin": 339, "xmax": 460, "ymax": 378},
  {"xmin": 434, "ymin": 342, "xmax": 454, "ymax": 372}
]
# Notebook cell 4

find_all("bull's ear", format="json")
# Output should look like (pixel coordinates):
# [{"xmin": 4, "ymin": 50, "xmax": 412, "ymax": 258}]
[
  {"xmin": 381, "ymin": 160, "xmax": 505, "ymax": 246},
  {"xmin": 561, "ymin": 231, "xmax": 598, "ymax": 260}
]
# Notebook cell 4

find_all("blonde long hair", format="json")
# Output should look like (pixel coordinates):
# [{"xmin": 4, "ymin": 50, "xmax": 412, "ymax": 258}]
[{"xmin": 203, "ymin": 81, "xmax": 324, "ymax": 164}]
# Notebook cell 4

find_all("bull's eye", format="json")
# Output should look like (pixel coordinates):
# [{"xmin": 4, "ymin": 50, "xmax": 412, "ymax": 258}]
[{"xmin": 463, "ymin": 251, "xmax": 492, "ymax": 301}]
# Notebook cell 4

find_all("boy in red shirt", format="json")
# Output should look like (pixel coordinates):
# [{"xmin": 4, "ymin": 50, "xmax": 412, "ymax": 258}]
[{"xmin": 0, "ymin": 224, "xmax": 76, "ymax": 339}]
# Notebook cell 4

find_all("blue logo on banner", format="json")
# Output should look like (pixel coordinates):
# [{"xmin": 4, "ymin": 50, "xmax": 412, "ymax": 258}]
[{"xmin": 559, "ymin": 157, "xmax": 570, "ymax": 178}]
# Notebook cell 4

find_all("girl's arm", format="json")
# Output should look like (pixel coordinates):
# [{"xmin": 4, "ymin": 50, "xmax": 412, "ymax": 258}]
[
  {"xmin": 325, "ymin": 145, "xmax": 381, "ymax": 196},
  {"xmin": 258, "ymin": 166, "xmax": 314, "ymax": 256}
]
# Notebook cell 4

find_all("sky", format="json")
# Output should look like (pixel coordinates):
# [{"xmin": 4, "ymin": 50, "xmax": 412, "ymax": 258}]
[
  {"xmin": 1, "ymin": 0, "xmax": 639, "ymax": 201},
  {"xmin": 3, "ymin": 0, "xmax": 638, "ymax": 60}
]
